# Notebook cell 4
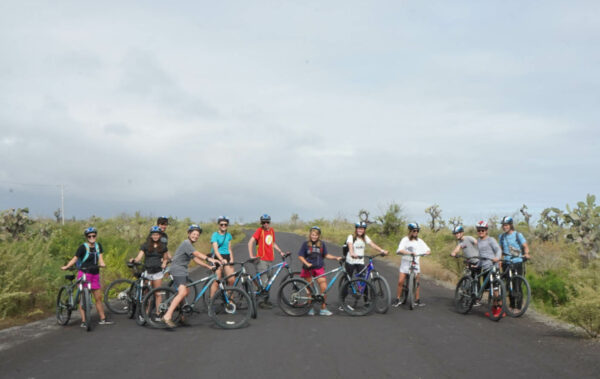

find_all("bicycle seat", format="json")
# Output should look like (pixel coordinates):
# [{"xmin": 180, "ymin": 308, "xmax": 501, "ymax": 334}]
[{"xmin": 65, "ymin": 274, "xmax": 75, "ymax": 281}]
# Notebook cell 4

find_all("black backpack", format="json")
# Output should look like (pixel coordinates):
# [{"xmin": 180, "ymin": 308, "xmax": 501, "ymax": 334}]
[{"xmin": 342, "ymin": 236, "xmax": 354, "ymax": 257}]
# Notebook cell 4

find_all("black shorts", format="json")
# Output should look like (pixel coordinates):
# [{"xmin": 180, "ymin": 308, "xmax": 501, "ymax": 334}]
[{"xmin": 171, "ymin": 275, "xmax": 189, "ymax": 289}]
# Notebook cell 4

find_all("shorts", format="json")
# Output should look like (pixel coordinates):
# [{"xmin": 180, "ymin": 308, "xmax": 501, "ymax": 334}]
[
  {"xmin": 77, "ymin": 271, "xmax": 101, "ymax": 290},
  {"xmin": 143, "ymin": 270, "xmax": 165, "ymax": 281},
  {"xmin": 300, "ymin": 267, "xmax": 325, "ymax": 279},
  {"xmin": 171, "ymin": 275, "xmax": 189, "ymax": 289},
  {"xmin": 215, "ymin": 254, "xmax": 231, "ymax": 263},
  {"xmin": 399, "ymin": 260, "xmax": 420, "ymax": 275}
]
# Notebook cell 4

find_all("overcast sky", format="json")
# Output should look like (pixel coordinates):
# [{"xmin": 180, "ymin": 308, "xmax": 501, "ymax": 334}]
[{"xmin": 1, "ymin": 1, "xmax": 599, "ymax": 225}]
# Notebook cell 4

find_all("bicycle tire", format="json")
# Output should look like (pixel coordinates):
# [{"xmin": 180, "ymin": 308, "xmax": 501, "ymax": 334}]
[
  {"xmin": 134, "ymin": 304, "xmax": 146, "ymax": 326},
  {"xmin": 277, "ymin": 278, "xmax": 312, "ymax": 316},
  {"xmin": 505, "ymin": 275, "xmax": 530, "ymax": 318},
  {"xmin": 127, "ymin": 283, "xmax": 137, "ymax": 319},
  {"xmin": 56, "ymin": 286, "xmax": 72, "ymax": 325},
  {"xmin": 339, "ymin": 278, "xmax": 376, "ymax": 316},
  {"xmin": 142, "ymin": 287, "xmax": 181, "ymax": 329},
  {"xmin": 82, "ymin": 288, "xmax": 93, "ymax": 331},
  {"xmin": 240, "ymin": 278, "xmax": 258, "ymax": 319},
  {"xmin": 487, "ymin": 278, "xmax": 506, "ymax": 322},
  {"xmin": 454, "ymin": 276, "xmax": 474, "ymax": 314},
  {"xmin": 208, "ymin": 287, "xmax": 252, "ymax": 329},
  {"xmin": 104, "ymin": 279, "xmax": 134, "ymax": 314},
  {"xmin": 371, "ymin": 276, "xmax": 391, "ymax": 314},
  {"xmin": 407, "ymin": 272, "xmax": 416, "ymax": 310},
  {"xmin": 280, "ymin": 271, "xmax": 301, "ymax": 284}
]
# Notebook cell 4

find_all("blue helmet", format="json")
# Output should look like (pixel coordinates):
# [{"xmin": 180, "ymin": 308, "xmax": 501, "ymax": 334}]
[
  {"xmin": 501, "ymin": 216, "xmax": 513, "ymax": 225},
  {"xmin": 260, "ymin": 214, "xmax": 271, "ymax": 223},
  {"xmin": 452, "ymin": 225, "xmax": 464, "ymax": 234},
  {"xmin": 84, "ymin": 227, "xmax": 97, "ymax": 237},
  {"xmin": 150, "ymin": 225, "xmax": 162, "ymax": 234},
  {"xmin": 355, "ymin": 221, "xmax": 368, "ymax": 229},
  {"xmin": 157, "ymin": 216, "xmax": 169, "ymax": 225},
  {"xmin": 188, "ymin": 224, "xmax": 203, "ymax": 233},
  {"xmin": 408, "ymin": 222, "xmax": 420, "ymax": 231},
  {"xmin": 310, "ymin": 225, "xmax": 321, "ymax": 233},
  {"xmin": 217, "ymin": 216, "xmax": 230, "ymax": 225}
]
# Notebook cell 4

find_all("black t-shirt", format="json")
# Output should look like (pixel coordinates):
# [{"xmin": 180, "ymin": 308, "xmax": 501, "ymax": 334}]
[
  {"xmin": 140, "ymin": 242, "xmax": 168, "ymax": 273},
  {"xmin": 76, "ymin": 242, "xmax": 104, "ymax": 274}
]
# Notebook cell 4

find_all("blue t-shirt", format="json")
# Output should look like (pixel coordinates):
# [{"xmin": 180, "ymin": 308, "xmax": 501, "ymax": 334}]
[
  {"xmin": 210, "ymin": 232, "xmax": 232, "ymax": 256},
  {"xmin": 499, "ymin": 232, "xmax": 526, "ymax": 261},
  {"xmin": 298, "ymin": 241, "xmax": 328, "ymax": 269}
]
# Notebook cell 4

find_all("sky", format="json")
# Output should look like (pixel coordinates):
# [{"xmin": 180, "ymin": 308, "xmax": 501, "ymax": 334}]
[{"xmin": 1, "ymin": 1, "xmax": 599, "ymax": 225}]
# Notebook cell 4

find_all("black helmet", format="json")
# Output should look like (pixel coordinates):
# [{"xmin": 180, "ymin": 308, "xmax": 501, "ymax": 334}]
[
  {"xmin": 84, "ymin": 227, "xmax": 97, "ymax": 237},
  {"xmin": 500, "ymin": 216, "xmax": 513, "ymax": 225},
  {"xmin": 188, "ymin": 224, "xmax": 203, "ymax": 233},
  {"xmin": 260, "ymin": 214, "xmax": 271, "ymax": 223},
  {"xmin": 355, "ymin": 221, "xmax": 368, "ymax": 229},
  {"xmin": 452, "ymin": 225, "xmax": 464, "ymax": 234},
  {"xmin": 157, "ymin": 216, "xmax": 169, "ymax": 225},
  {"xmin": 217, "ymin": 216, "xmax": 230, "ymax": 225},
  {"xmin": 408, "ymin": 222, "xmax": 420, "ymax": 231}
]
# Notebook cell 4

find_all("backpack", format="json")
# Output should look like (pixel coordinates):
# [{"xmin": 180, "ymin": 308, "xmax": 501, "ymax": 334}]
[
  {"xmin": 77, "ymin": 242, "xmax": 99, "ymax": 268},
  {"xmin": 499, "ymin": 232, "xmax": 524, "ymax": 257},
  {"xmin": 342, "ymin": 235, "xmax": 354, "ymax": 257}
]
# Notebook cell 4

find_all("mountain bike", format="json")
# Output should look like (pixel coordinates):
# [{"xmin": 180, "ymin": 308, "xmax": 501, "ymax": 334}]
[
  {"xmin": 453, "ymin": 256, "xmax": 506, "ymax": 321},
  {"xmin": 246, "ymin": 252, "xmax": 299, "ymax": 306},
  {"xmin": 142, "ymin": 264, "xmax": 252, "ymax": 329},
  {"xmin": 56, "ymin": 267, "xmax": 95, "ymax": 332},
  {"xmin": 124, "ymin": 262, "xmax": 172, "ymax": 326},
  {"xmin": 338, "ymin": 253, "xmax": 391, "ymax": 313},
  {"xmin": 399, "ymin": 253, "xmax": 429, "ymax": 310},
  {"xmin": 278, "ymin": 258, "xmax": 376, "ymax": 316},
  {"xmin": 225, "ymin": 257, "xmax": 260, "ymax": 319},
  {"xmin": 501, "ymin": 258, "xmax": 531, "ymax": 317}
]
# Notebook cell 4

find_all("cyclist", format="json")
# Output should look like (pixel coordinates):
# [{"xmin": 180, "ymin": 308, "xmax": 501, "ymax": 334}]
[
  {"xmin": 247, "ymin": 214, "xmax": 288, "ymax": 309},
  {"xmin": 156, "ymin": 216, "xmax": 172, "ymax": 260},
  {"xmin": 346, "ymin": 221, "xmax": 388, "ymax": 277},
  {"xmin": 297, "ymin": 226, "xmax": 342, "ymax": 316},
  {"xmin": 498, "ymin": 216, "xmax": 530, "ymax": 276},
  {"xmin": 162, "ymin": 224, "xmax": 217, "ymax": 329},
  {"xmin": 61, "ymin": 227, "xmax": 113, "ymax": 327},
  {"xmin": 475, "ymin": 221, "xmax": 503, "ymax": 318},
  {"xmin": 450, "ymin": 225, "xmax": 481, "ymax": 306},
  {"xmin": 130, "ymin": 226, "xmax": 170, "ymax": 314},
  {"xmin": 210, "ymin": 216, "xmax": 234, "ymax": 296},
  {"xmin": 392, "ymin": 223, "xmax": 431, "ymax": 307}
]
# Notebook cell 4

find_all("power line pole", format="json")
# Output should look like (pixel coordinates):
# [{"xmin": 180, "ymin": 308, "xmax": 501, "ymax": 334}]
[{"xmin": 60, "ymin": 184, "xmax": 65, "ymax": 225}]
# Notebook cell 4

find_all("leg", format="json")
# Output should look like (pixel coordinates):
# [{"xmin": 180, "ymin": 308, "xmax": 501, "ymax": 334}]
[
  {"xmin": 92, "ymin": 289, "xmax": 107, "ymax": 320},
  {"xmin": 396, "ymin": 273, "xmax": 407, "ymax": 299},
  {"xmin": 164, "ymin": 284, "xmax": 188, "ymax": 322},
  {"xmin": 316, "ymin": 277, "xmax": 328, "ymax": 310}
]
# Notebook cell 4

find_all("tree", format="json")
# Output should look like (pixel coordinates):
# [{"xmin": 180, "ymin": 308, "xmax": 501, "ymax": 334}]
[
  {"xmin": 520, "ymin": 204, "xmax": 532, "ymax": 228},
  {"xmin": 376, "ymin": 203, "xmax": 405, "ymax": 236},
  {"xmin": 424, "ymin": 204, "xmax": 446, "ymax": 233},
  {"xmin": 448, "ymin": 216, "xmax": 463, "ymax": 230}
]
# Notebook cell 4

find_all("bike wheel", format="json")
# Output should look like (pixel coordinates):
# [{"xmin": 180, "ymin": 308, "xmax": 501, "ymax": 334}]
[
  {"xmin": 454, "ymin": 276, "xmax": 474, "ymax": 314},
  {"xmin": 56, "ymin": 286, "xmax": 72, "ymax": 325},
  {"xmin": 82, "ymin": 288, "xmax": 93, "ymax": 331},
  {"xmin": 487, "ymin": 279, "xmax": 506, "ymax": 322},
  {"xmin": 208, "ymin": 287, "xmax": 252, "ymax": 329},
  {"xmin": 104, "ymin": 279, "xmax": 134, "ymax": 314},
  {"xmin": 142, "ymin": 287, "xmax": 181, "ymax": 329},
  {"xmin": 126, "ymin": 284, "xmax": 137, "ymax": 319},
  {"xmin": 339, "ymin": 279, "xmax": 376, "ymax": 316},
  {"xmin": 240, "ymin": 278, "xmax": 258, "ymax": 319},
  {"xmin": 371, "ymin": 276, "xmax": 391, "ymax": 314},
  {"xmin": 280, "ymin": 271, "xmax": 301, "ymax": 284},
  {"xmin": 277, "ymin": 278, "xmax": 312, "ymax": 316},
  {"xmin": 134, "ymin": 303, "xmax": 146, "ymax": 326},
  {"xmin": 505, "ymin": 275, "xmax": 531, "ymax": 317},
  {"xmin": 407, "ymin": 272, "xmax": 417, "ymax": 310}
]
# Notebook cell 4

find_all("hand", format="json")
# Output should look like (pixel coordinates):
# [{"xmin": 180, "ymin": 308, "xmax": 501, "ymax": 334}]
[
  {"xmin": 99, "ymin": 263, "xmax": 106, "ymax": 268},
  {"xmin": 249, "ymin": 254, "xmax": 256, "ymax": 259},
  {"xmin": 350, "ymin": 254, "xmax": 358, "ymax": 259},
  {"xmin": 336, "ymin": 256, "xmax": 342, "ymax": 261},
  {"xmin": 220, "ymin": 258, "xmax": 227, "ymax": 265},
  {"xmin": 61, "ymin": 265, "xmax": 68, "ymax": 271},
  {"xmin": 129, "ymin": 258, "xmax": 135, "ymax": 263},
  {"xmin": 382, "ymin": 250, "xmax": 388, "ymax": 255},
  {"xmin": 451, "ymin": 252, "xmax": 456, "ymax": 257},
  {"xmin": 524, "ymin": 254, "xmax": 531, "ymax": 260},
  {"xmin": 305, "ymin": 263, "xmax": 313, "ymax": 268}
]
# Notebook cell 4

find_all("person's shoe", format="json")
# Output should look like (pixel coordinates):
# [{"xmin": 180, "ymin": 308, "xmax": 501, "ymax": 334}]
[
  {"xmin": 162, "ymin": 317, "xmax": 177, "ymax": 329},
  {"xmin": 484, "ymin": 312, "xmax": 490, "ymax": 317},
  {"xmin": 473, "ymin": 300, "xmax": 482, "ymax": 307},
  {"xmin": 153, "ymin": 316, "xmax": 162, "ymax": 323},
  {"xmin": 80, "ymin": 322, "xmax": 87, "ymax": 328},
  {"xmin": 98, "ymin": 319, "xmax": 113, "ymax": 325},
  {"xmin": 391, "ymin": 298, "xmax": 403, "ymax": 307},
  {"xmin": 338, "ymin": 305, "xmax": 344, "ymax": 311},
  {"xmin": 259, "ymin": 301, "xmax": 273, "ymax": 309},
  {"xmin": 415, "ymin": 299, "xmax": 425, "ymax": 307},
  {"xmin": 307, "ymin": 308, "xmax": 315, "ymax": 316},
  {"xmin": 319, "ymin": 308, "xmax": 333, "ymax": 316}
]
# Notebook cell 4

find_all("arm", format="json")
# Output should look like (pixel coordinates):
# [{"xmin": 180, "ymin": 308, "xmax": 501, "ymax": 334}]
[
  {"xmin": 523, "ymin": 242, "xmax": 530, "ymax": 259},
  {"xmin": 273, "ymin": 242, "xmax": 287, "ymax": 257},
  {"xmin": 98, "ymin": 253, "xmax": 106, "ymax": 268},
  {"xmin": 212, "ymin": 242, "xmax": 226, "ymax": 263},
  {"xmin": 192, "ymin": 250, "xmax": 217, "ymax": 269},
  {"xmin": 367, "ymin": 240, "xmax": 388, "ymax": 255},
  {"xmin": 131, "ymin": 250, "xmax": 145, "ymax": 263},
  {"xmin": 348, "ymin": 240, "xmax": 358, "ymax": 259},
  {"xmin": 324, "ymin": 254, "xmax": 342, "ymax": 261},
  {"xmin": 451, "ymin": 244, "xmax": 461, "ymax": 257},
  {"xmin": 247, "ymin": 237, "xmax": 257, "ymax": 259},
  {"xmin": 61, "ymin": 256, "xmax": 78, "ymax": 270}
]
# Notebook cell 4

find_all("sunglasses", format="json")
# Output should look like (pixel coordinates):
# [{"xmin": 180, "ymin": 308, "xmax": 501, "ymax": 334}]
[
  {"xmin": 219, "ymin": 223, "xmax": 228, "ymax": 227},
  {"xmin": 477, "ymin": 229, "xmax": 487, "ymax": 232},
  {"xmin": 87, "ymin": 234, "xmax": 97, "ymax": 238},
  {"xmin": 261, "ymin": 221, "xmax": 270, "ymax": 225},
  {"xmin": 411, "ymin": 230, "xmax": 420, "ymax": 233}
]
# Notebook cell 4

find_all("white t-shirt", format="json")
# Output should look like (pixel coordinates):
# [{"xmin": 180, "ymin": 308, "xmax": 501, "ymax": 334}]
[
  {"xmin": 396, "ymin": 236, "xmax": 430, "ymax": 265},
  {"xmin": 346, "ymin": 234, "xmax": 372, "ymax": 265}
]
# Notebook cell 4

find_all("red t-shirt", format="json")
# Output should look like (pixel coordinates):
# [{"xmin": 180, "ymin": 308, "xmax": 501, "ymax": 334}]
[{"xmin": 252, "ymin": 227, "xmax": 275, "ymax": 261}]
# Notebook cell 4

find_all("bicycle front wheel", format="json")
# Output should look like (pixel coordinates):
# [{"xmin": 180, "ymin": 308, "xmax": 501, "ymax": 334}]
[
  {"xmin": 339, "ymin": 279, "xmax": 376, "ymax": 316},
  {"xmin": 371, "ymin": 276, "xmax": 391, "ymax": 314},
  {"xmin": 104, "ymin": 279, "xmax": 134, "ymax": 314},
  {"xmin": 142, "ymin": 287, "xmax": 181, "ymax": 329},
  {"xmin": 454, "ymin": 276, "xmax": 473, "ymax": 314},
  {"xmin": 278, "ymin": 278, "xmax": 312, "ymax": 316},
  {"xmin": 407, "ymin": 272, "xmax": 417, "ymax": 310},
  {"xmin": 209, "ymin": 287, "xmax": 252, "ymax": 329},
  {"xmin": 56, "ymin": 286, "xmax": 72, "ymax": 325},
  {"xmin": 81, "ymin": 288, "xmax": 93, "ymax": 331},
  {"xmin": 505, "ymin": 275, "xmax": 530, "ymax": 317}
]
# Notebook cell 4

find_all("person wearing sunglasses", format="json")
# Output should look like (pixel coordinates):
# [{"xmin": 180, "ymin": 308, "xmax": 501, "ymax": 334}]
[
  {"xmin": 475, "ymin": 221, "xmax": 503, "ymax": 318},
  {"xmin": 392, "ymin": 222, "xmax": 431, "ymax": 307},
  {"xmin": 247, "ymin": 214, "xmax": 288, "ymax": 309},
  {"xmin": 61, "ymin": 227, "xmax": 113, "ymax": 327},
  {"xmin": 210, "ymin": 216, "xmax": 234, "ymax": 296}
]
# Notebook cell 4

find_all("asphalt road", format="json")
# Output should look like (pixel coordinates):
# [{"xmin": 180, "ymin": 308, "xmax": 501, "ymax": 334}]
[{"xmin": 1, "ymin": 231, "xmax": 599, "ymax": 379}]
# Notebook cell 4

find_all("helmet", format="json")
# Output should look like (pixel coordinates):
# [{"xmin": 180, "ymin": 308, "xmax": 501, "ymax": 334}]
[
  {"xmin": 408, "ymin": 222, "xmax": 420, "ymax": 231},
  {"xmin": 150, "ymin": 226, "xmax": 162, "ymax": 234},
  {"xmin": 452, "ymin": 225, "xmax": 464, "ymax": 234},
  {"xmin": 476, "ymin": 221, "xmax": 488, "ymax": 229},
  {"xmin": 157, "ymin": 216, "xmax": 169, "ymax": 225},
  {"xmin": 260, "ymin": 214, "xmax": 271, "ymax": 223},
  {"xmin": 188, "ymin": 224, "xmax": 203, "ymax": 233},
  {"xmin": 84, "ymin": 227, "xmax": 97, "ymax": 237},
  {"xmin": 355, "ymin": 221, "xmax": 368, "ymax": 229},
  {"xmin": 310, "ymin": 225, "xmax": 321, "ymax": 233},
  {"xmin": 500, "ymin": 216, "xmax": 513, "ymax": 225},
  {"xmin": 217, "ymin": 216, "xmax": 230, "ymax": 225}
]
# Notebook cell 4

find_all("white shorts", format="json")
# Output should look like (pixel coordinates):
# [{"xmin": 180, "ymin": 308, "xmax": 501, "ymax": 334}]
[
  {"xmin": 399, "ymin": 260, "xmax": 420, "ymax": 274},
  {"xmin": 143, "ymin": 271, "xmax": 165, "ymax": 281}
]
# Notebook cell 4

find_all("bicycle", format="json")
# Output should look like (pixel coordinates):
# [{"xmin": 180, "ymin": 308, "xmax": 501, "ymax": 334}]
[
  {"xmin": 245, "ymin": 252, "xmax": 299, "ymax": 306},
  {"xmin": 278, "ymin": 258, "xmax": 376, "ymax": 316},
  {"xmin": 338, "ymin": 253, "xmax": 391, "ymax": 314},
  {"xmin": 398, "ymin": 252, "xmax": 429, "ymax": 310},
  {"xmin": 500, "ymin": 258, "xmax": 531, "ymax": 317},
  {"xmin": 453, "ymin": 256, "xmax": 507, "ymax": 321},
  {"xmin": 141, "ymin": 264, "xmax": 253, "ymax": 329},
  {"xmin": 224, "ymin": 257, "xmax": 260, "ymax": 319},
  {"xmin": 123, "ymin": 262, "xmax": 173, "ymax": 326},
  {"xmin": 56, "ymin": 267, "xmax": 95, "ymax": 331}
]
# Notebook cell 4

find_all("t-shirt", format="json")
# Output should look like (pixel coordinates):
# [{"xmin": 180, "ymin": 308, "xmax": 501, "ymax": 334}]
[
  {"xmin": 140, "ymin": 242, "xmax": 168, "ymax": 272},
  {"xmin": 210, "ymin": 232, "xmax": 232, "ymax": 256},
  {"xmin": 499, "ymin": 231, "xmax": 526, "ymax": 260},
  {"xmin": 345, "ymin": 234, "xmax": 373, "ymax": 265},
  {"xmin": 396, "ymin": 237, "xmax": 430, "ymax": 265},
  {"xmin": 75, "ymin": 242, "xmax": 104, "ymax": 275},
  {"xmin": 252, "ymin": 227, "xmax": 276, "ymax": 262},
  {"xmin": 298, "ymin": 241, "xmax": 328, "ymax": 269},
  {"xmin": 169, "ymin": 239, "xmax": 196, "ymax": 276},
  {"xmin": 458, "ymin": 236, "xmax": 479, "ymax": 263},
  {"xmin": 478, "ymin": 237, "xmax": 501, "ymax": 269}
]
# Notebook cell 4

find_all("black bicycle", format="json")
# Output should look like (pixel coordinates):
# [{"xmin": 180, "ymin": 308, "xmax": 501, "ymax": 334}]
[
  {"xmin": 338, "ymin": 253, "xmax": 391, "ymax": 314},
  {"xmin": 399, "ymin": 253, "xmax": 429, "ymax": 310},
  {"xmin": 56, "ymin": 267, "xmax": 95, "ymax": 331},
  {"xmin": 501, "ymin": 258, "xmax": 531, "ymax": 317}
]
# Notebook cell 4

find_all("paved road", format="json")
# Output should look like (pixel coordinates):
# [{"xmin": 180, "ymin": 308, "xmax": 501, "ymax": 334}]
[{"xmin": 1, "ymin": 232, "xmax": 599, "ymax": 379}]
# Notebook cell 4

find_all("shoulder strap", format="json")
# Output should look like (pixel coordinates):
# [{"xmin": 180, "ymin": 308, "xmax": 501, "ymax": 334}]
[
  {"xmin": 499, "ymin": 234, "xmax": 506, "ymax": 252},
  {"xmin": 218, "ymin": 233, "xmax": 228, "ymax": 248}
]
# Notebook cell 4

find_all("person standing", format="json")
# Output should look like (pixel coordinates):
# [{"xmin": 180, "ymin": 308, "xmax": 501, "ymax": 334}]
[
  {"xmin": 156, "ymin": 216, "xmax": 172, "ymax": 260},
  {"xmin": 498, "ymin": 216, "xmax": 530, "ymax": 276},
  {"xmin": 475, "ymin": 221, "xmax": 503, "ymax": 318},
  {"xmin": 392, "ymin": 223, "xmax": 431, "ymax": 307},
  {"xmin": 345, "ymin": 221, "xmax": 388, "ymax": 277},
  {"xmin": 210, "ymin": 216, "xmax": 234, "ymax": 296}
]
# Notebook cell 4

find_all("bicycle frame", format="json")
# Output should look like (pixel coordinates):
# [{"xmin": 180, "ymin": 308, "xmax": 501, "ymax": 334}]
[{"xmin": 251, "ymin": 255, "xmax": 294, "ymax": 292}]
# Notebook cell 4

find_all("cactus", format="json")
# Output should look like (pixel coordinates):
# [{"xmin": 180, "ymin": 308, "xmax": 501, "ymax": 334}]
[
  {"xmin": 424, "ymin": 204, "xmax": 446, "ymax": 233},
  {"xmin": 0, "ymin": 208, "xmax": 34, "ymax": 240},
  {"xmin": 563, "ymin": 194, "xmax": 600, "ymax": 264},
  {"xmin": 448, "ymin": 216, "xmax": 463, "ymax": 229},
  {"xmin": 535, "ymin": 207, "xmax": 564, "ymax": 242},
  {"xmin": 375, "ymin": 203, "xmax": 405, "ymax": 236},
  {"xmin": 520, "ymin": 204, "xmax": 532, "ymax": 228}
]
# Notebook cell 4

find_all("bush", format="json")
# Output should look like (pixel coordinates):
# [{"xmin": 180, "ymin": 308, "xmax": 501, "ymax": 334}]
[
  {"xmin": 528, "ymin": 271, "xmax": 570, "ymax": 306},
  {"xmin": 560, "ymin": 286, "xmax": 600, "ymax": 338}
]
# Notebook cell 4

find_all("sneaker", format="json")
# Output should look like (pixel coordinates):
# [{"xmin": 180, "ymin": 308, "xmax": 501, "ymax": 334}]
[
  {"xmin": 338, "ymin": 305, "xmax": 344, "ymax": 311},
  {"xmin": 80, "ymin": 322, "xmax": 87, "ymax": 328},
  {"xmin": 98, "ymin": 319, "xmax": 113, "ymax": 325},
  {"xmin": 307, "ymin": 308, "xmax": 315, "ymax": 316},
  {"xmin": 415, "ymin": 300, "xmax": 425, "ymax": 307},
  {"xmin": 319, "ymin": 308, "xmax": 333, "ymax": 316},
  {"xmin": 258, "ymin": 301, "xmax": 273, "ymax": 310},
  {"xmin": 153, "ymin": 316, "xmax": 162, "ymax": 323},
  {"xmin": 473, "ymin": 300, "xmax": 482, "ymax": 307},
  {"xmin": 484, "ymin": 312, "xmax": 490, "ymax": 317},
  {"xmin": 391, "ymin": 298, "xmax": 403, "ymax": 307},
  {"xmin": 162, "ymin": 317, "xmax": 177, "ymax": 329},
  {"xmin": 492, "ymin": 307, "xmax": 502, "ymax": 318}
]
